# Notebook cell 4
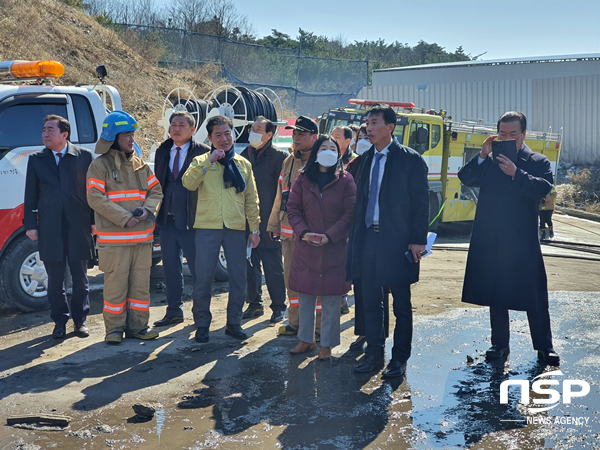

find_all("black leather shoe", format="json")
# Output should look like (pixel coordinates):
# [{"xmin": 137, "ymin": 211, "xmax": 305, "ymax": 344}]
[
  {"xmin": 242, "ymin": 306, "xmax": 264, "ymax": 320},
  {"xmin": 270, "ymin": 311, "xmax": 285, "ymax": 323},
  {"xmin": 349, "ymin": 336, "xmax": 367, "ymax": 352},
  {"xmin": 538, "ymin": 348, "xmax": 560, "ymax": 366},
  {"xmin": 485, "ymin": 345, "xmax": 510, "ymax": 360},
  {"xmin": 74, "ymin": 322, "xmax": 90, "ymax": 338},
  {"xmin": 52, "ymin": 323, "xmax": 66, "ymax": 339},
  {"xmin": 354, "ymin": 354, "xmax": 384, "ymax": 373},
  {"xmin": 195, "ymin": 327, "xmax": 209, "ymax": 343},
  {"xmin": 382, "ymin": 360, "xmax": 407, "ymax": 379},
  {"xmin": 154, "ymin": 315, "xmax": 184, "ymax": 327},
  {"xmin": 225, "ymin": 324, "xmax": 247, "ymax": 340}
]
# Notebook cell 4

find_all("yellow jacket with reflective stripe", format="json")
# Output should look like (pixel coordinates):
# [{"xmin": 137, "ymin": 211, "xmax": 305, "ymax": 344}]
[
  {"xmin": 181, "ymin": 151, "xmax": 260, "ymax": 231},
  {"xmin": 86, "ymin": 149, "xmax": 163, "ymax": 246}
]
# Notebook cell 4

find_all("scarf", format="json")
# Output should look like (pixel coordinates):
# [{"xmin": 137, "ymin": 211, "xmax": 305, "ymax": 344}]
[{"xmin": 213, "ymin": 146, "xmax": 246, "ymax": 193}]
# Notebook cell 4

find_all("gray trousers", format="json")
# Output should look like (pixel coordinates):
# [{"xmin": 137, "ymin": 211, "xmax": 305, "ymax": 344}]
[
  {"xmin": 193, "ymin": 228, "xmax": 246, "ymax": 328},
  {"xmin": 298, "ymin": 293, "xmax": 341, "ymax": 347}
]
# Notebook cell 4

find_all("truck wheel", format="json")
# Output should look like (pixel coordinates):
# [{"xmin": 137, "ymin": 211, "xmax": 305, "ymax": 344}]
[
  {"xmin": 214, "ymin": 246, "xmax": 229, "ymax": 282},
  {"xmin": 0, "ymin": 235, "xmax": 50, "ymax": 312}
]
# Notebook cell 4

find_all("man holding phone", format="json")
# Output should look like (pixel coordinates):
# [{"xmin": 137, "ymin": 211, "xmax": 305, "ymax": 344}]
[{"xmin": 458, "ymin": 111, "xmax": 559, "ymax": 366}]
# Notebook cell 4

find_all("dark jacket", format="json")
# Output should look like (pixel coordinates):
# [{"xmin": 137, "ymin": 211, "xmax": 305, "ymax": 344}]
[
  {"xmin": 287, "ymin": 171, "xmax": 356, "ymax": 296},
  {"xmin": 458, "ymin": 144, "xmax": 553, "ymax": 311},
  {"xmin": 241, "ymin": 140, "xmax": 288, "ymax": 248},
  {"xmin": 155, "ymin": 138, "xmax": 210, "ymax": 230},
  {"xmin": 346, "ymin": 141, "xmax": 429, "ymax": 287},
  {"xmin": 23, "ymin": 142, "xmax": 94, "ymax": 262}
]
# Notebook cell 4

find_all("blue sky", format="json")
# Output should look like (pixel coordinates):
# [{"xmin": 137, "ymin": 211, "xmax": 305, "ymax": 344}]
[{"xmin": 154, "ymin": 0, "xmax": 600, "ymax": 61}]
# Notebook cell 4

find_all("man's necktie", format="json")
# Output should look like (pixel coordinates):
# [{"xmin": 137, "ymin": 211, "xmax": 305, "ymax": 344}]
[
  {"xmin": 365, "ymin": 152, "xmax": 383, "ymax": 229},
  {"xmin": 56, "ymin": 152, "xmax": 63, "ymax": 165},
  {"xmin": 173, "ymin": 147, "xmax": 181, "ymax": 178}
]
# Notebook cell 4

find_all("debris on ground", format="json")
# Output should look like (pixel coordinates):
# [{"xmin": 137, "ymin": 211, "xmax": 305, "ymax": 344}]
[
  {"xmin": 7, "ymin": 414, "xmax": 71, "ymax": 428},
  {"xmin": 132, "ymin": 403, "xmax": 158, "ymax": 419}
]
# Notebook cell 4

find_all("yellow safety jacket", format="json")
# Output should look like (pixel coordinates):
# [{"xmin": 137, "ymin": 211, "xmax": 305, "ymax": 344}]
[
  {"xmin": 86, "ymin": 149, "xmax": 163, "ymax": 246},
  {"xmin": 267, "ymin": 149, "xmax": 310, "ymax": 239},
  {"xmin": 181, "ymin": 152, "xmax": 260, "ymax": 232}
]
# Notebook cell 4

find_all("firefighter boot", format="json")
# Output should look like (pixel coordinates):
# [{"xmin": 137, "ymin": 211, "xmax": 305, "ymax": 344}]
[
  {"xmin": 540, "ymin": 228, "xmax": 546, "ymax": 240},
  {"xmin": 549, "ymin": 226, "xmax": 554, "ymax": 238}
]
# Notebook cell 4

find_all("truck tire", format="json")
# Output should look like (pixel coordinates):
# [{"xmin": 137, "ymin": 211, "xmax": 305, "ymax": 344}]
[
  {"xmin": 214, "ymin": 246, "xmax": 229, "ymax": 282},
  {"xmin": 0, "ymin": 235, "xmax": 50, "ymax": 312}
]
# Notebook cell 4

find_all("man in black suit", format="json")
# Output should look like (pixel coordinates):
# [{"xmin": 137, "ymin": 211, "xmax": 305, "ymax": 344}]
[
  {"xmin": 24, "ymin": 115, "xmax": 94, "ymax": 339},
  {"xmin": 347, "ymin": 103, "xmax": 429, "ymax": 378},
  {"xmin": 153, "ymin": 111, "xmax": 210, "ymax": 327},
  {"xmin": 240, "ymin": 116, "xmax": 288, "ymax": 322}
]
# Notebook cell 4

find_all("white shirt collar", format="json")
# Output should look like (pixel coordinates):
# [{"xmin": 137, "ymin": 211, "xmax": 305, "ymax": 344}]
[
  {"xmin": 51, "ymin": 144, "xmax": 68, "ymax": 155},
  {"xmin": 171, "ymin": 141, "xmax": 191, "ymax": 152}
]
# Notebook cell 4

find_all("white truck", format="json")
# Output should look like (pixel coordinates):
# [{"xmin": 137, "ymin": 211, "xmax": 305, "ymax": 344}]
[{"xmin": 0, "ymin": 60, "xmax": 157, "ymax": 311}]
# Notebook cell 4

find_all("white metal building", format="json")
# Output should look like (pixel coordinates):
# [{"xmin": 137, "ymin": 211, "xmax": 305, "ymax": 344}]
[{"xmin": 358, "ymin": 54, "xmax": 600, "ymax": 163}]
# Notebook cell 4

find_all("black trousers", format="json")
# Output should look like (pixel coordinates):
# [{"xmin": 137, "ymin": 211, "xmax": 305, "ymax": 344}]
[
  {"xmin": 490, "ymin": 306, "xmax": 553, "ymax": 351},
  {"xmin": 361, "ymin": 227, "xmax": 413, "ymax": 361},
  {"xmin": 45, "ymin": 257, "xmax": 89, "ymax": 326},
  {"xmin": 246, "ymin": 246, "xmax": 287, "ymax": 312},
  {"xmin": 539, "ymin": 210, "xmax": 554, "ymax": 229},
  {"xmin": 160, "ymin": 216, "xmax": 197, "ymax": 317},
  {"xmin": 353, "ymin": 278, "xmax": 389, "ymax": 338}
]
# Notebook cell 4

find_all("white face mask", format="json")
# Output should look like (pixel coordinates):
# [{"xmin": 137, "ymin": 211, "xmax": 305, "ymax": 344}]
[
  {"xmin": 316, "ymin": 150, "xmax": 338, "ymax": 168},
  {"xmin": 249, "ymin": 132, "xmax": 264, "ymax": 148},
  {"xmin": 355, "ymin": 139, "xmax": 371, "ymax": 155},
  {"xmin": 349, "ymin": 137, "xmax": 355, "ymax": 147}
]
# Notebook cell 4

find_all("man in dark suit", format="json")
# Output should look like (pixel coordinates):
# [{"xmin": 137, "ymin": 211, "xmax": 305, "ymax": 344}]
[
  {"xmin": 24, "ymin": 115, "xmax": 94, "ymax": 339},
  {"xmin": 347, "ymin": 103, "xmax": 429, "ymax": 378},
  {"xmin": 153, "ymin": 111, "xmax": 210, "ymax": 327},
  {"xmin": 240, "ymin": 116, "xmax": 288, "ymax": 322},
  {"xmin": 458, "ymin": 111, "xmax": 559, "ymax": 366}
]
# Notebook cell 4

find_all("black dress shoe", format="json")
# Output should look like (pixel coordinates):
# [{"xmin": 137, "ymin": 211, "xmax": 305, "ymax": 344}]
[
  {"xmin": 154, "ymin": 315, "xmax": 184, "ymax": 327},
  {"xmin": 52, "ymin": 323, "xmax": 66, "ymax": 339},
  {"xmin": 74, "ymin": 323, "xmax": 90, "ymax": 338},
  {"xmin": 349, "ymin": 336, "xmax": 367, "ymax": 352},
  {"xmin": 538, "ymin": 348, "xmax": 560, "ymax": 366},
  {"xmin": 382, "ymin": 360, "xmax": 407, "ymax": 379},
  {"xmin": 354, "ymin": 354, "xmax": 384, "ymax": 373},
  {"xmin": 195, "ymin": 327, "xmax": 209, "ymax": 343},
  {"xmin": 242, "ymin": 306, "xmax": 264, "ymax": 320},
  {"xmin": 270, "ymin": 311, "xmax": 285, "ymax": 323},
  {"xmin": 485, "ymin": 345, "xmax": 510, "ymax": 360},
  {"xmin": 225, "ymin": 324, "xmax": 248, "ymax": 340}
]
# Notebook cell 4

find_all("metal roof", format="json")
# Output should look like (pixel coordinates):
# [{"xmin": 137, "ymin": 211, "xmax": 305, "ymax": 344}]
[{"xmin": 374, "ymin": 53, "xmax": 600, "ymax": 73}]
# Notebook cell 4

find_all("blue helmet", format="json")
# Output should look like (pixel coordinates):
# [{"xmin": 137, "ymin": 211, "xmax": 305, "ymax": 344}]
[
  {"xmin": 100, "ymin": 110, "xmax": 138, "ymax": 141},
  {"xmin": 96, "ymin": 110, "xmax": 139, "ymax": 154}
]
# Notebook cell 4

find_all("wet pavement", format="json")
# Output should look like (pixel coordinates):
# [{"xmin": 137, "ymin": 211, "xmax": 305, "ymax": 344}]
[{"xmin": 2, "ymin": 291, "xmax": 599, "ymax": 449}]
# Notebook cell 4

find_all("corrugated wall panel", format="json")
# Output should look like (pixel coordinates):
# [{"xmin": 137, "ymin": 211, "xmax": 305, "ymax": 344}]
[{"xmin": 358, "ymin": 61, "xmax": 600, "ymax": 162}]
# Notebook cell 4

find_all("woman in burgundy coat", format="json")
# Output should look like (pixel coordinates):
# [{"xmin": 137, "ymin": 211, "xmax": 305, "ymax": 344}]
[{"xmin": 286, "ymin": 135, "xmax": 357, "ymax": 360}]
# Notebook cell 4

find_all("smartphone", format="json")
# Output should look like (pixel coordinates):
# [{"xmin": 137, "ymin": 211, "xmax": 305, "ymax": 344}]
[
  {"xmin": 308, "ymin": 235, "xmax": 323, "ymax": 245},
  {"xmin": 492, "ymin": 140, "xmax": 518, "ymax": 164},
  {"xmin": 405, "ymin": 249, "xmax": 428, "ymax": 264}
]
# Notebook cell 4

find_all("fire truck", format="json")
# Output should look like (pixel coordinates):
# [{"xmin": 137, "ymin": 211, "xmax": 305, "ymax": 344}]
[
  {"xmin": 318, "ymin": 99, "xmax": 562, "ymax": 228},
  {"xmin": 0, "ymin": 60, "xmax": 155, "ymax": 312}
]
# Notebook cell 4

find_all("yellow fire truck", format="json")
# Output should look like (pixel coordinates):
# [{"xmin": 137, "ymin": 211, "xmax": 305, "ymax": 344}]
[{"xmin": 318, "ymin": 99, "xmax": 562, "ymax": 229}]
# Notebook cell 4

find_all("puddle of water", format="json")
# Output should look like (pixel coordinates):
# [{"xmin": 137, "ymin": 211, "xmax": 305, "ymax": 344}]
[{"xmin": 4, "ymin": 292, "xmax": 599, "ymax": 449}]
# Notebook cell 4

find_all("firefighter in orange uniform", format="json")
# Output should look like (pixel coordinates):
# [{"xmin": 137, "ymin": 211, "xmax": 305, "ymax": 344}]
[{"xmin": 87, "ymin": 111, "xmax": 163, "ymax": 344}]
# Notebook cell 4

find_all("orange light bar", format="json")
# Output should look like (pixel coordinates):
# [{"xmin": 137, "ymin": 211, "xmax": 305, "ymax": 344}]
[
  {"xmin": 10, "ymin": 60, "xmax": 64, "ymax": 79},
  {"xmin": 349, "ymin": 99, "xmax": 415, "ymax": 109}
]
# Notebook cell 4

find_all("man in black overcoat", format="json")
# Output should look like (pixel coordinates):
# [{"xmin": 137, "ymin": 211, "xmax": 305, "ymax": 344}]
[
  {"xmin": 24, "ymin": 115, "xmax": 94, "ymax": 339},
  {"xmin": 458, "ymin": 111, "xmax": 559, "ymax": 366},
  {"xmin": 153, "ymin": 111, "xmax": 210, "ymax": 327},
  {"xmin": 347, "ymin": 103, "xmax": 429, "ymax": 378},
  {"xmin": 241, "ymin": 116, "xmax": 288, "ymax": 322}
]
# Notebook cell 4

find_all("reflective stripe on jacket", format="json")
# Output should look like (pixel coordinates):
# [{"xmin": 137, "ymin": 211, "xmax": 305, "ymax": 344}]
[{"xmin": 86, "ymin": 149, "xmax": 163, "ymax": 246}]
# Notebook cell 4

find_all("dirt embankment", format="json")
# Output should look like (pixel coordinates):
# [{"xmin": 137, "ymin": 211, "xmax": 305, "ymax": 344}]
[{"xmin": 0, "ymin": 0, "xmax": 226, "ymax": 152}]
